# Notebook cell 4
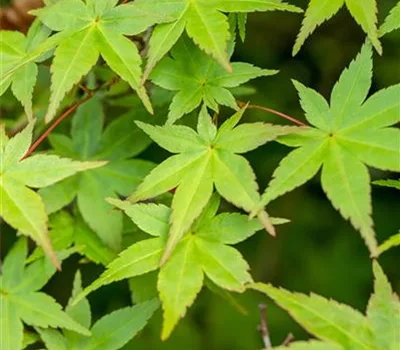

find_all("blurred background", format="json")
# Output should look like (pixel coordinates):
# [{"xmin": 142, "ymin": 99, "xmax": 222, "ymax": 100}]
[{"xmin": 1, "ymin": 0, "xmax": 399, "ymax": 349}]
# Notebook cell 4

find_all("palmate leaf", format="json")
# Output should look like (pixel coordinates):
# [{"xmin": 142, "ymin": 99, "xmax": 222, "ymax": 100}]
[
  {"xmin": 139, "ymin": 0, "xmax": 302, "ymax": 80},
  {"xmin": 0, "ymin": 239, "xmax": 90, "ymax": 350},
  {"xmin": 37, "ymin": 270, "xmax": 159, "ymax": 350},
  {"xmin": 379, "ymin": 1, "xmax": 400, "ymax": 36},
  {"xmin": 150, "ymin": 36, "xmax": 277, "ymax": 123},
  {"xmin": 250, "ymin": 261, "xmax": 400, "ymax": 350},
  {"xmin": 32, "ymin": 0, "xmax": 171, "ymax": 121},
  {"xmin": 373, "ymin": 179, "xmax": 400, "ymax": 190},
  {"xmin": 129, "ymin": 106, "xmax": 294, "ymax": 262},
  {"xmin": 293, "ymin": 0, "xmax": 382, "ymax": 56},
  {"xmin": 73, "ymin": 197, "xmax": 288, "ymax": 339},
  {"xmin": 0, "ymin": 21, "xmax": 50, "ymax": 119},
  {"xmin": 0, "ymin": 122, "xmax": 104, "ymax": 267},
  {"xmin": 39, "ymin": 98, "xmax": 156, "ymax": 251},
  {"xmin": 256, "ymin": 43, "xmax": 400, "ymax": 256}
]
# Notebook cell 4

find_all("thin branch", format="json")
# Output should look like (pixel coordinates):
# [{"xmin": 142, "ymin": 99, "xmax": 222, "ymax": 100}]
[
  {"xmin": 20, "ymin": 94, "xmax": 93, "ymax": 160},
  {"xmin": 20, "ymin": 77, "xmax": 121, "ymax": 161},
  {"xmin": 258, "ymin": 304, "xmax": 272, "ymax": 349},
  {"xmin": 282, "ymin": 333, "xmax": 295, "ymax": 346},
  {"xmin": 237, "ymin": 100, "xmax": 307, "ymax": 127}
]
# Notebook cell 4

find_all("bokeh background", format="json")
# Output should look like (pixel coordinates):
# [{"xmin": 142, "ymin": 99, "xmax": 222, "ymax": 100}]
[{"xmin": 1, "ymin": 0, "xmax": 399, "ymax": 349}]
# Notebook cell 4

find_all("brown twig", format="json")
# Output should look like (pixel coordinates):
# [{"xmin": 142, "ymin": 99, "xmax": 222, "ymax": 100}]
[
  {"xmin": 282, "ymin": 333, "xmax": 295, "ymax": 346},
  {"xmin": 20, "ymin": 94, "xmax": 93, "ymax": 160},
  {"xmin": 258, "ymin": 304, "xmax": 272, "ymax": 349},
  {"xmin": 237, "ymin": 100, "xmax": 307, "ymax": 127}
]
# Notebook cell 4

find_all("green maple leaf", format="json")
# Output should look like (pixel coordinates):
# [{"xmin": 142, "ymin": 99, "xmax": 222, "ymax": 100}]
[
  {"xmin": 0, "ymin": 122, "xmax": 104, "ymax": 267},
  {"xmin": 28, "ymin": 211, "xmax": 117, "ymax": 266},
  {"xmin": 255, "ymin": 43, "xmax": 400, "ymax": 257},
  {"xmin": 150, "ymin": 35, "xmax": 277, "ymax": 123},
  {"xmin": 72, "ymin": 194, "xmax": 288, "ymax": 339},
  {"xmin": 31, "ymin": 0, "xmax": 174, "ymax": 122},
  {"xmin": 39, "ymin": 98, "xmax": 156, "ymax": 251},
  {"xmin": 0, "ymin": 238, "xmax": 91, "ymax": 350},
  {"xmin": 250, "ymin": 261, "xmax": 400, "ymax": 350},
  {"xmin": 36, "ymin": 270, "xmax": 159, "ymax": 350},
  {"xmin": 293, "ymin": 0, "xmax": 382, "ymax": 56},
  {"xmin": 0, "ymin": 20, "xmax": 51, "ymax": 119},
  {"xmin": 379, "ymin": 1, "xmax": 400, "ymax": 36},
  {"xmin": 138, "ymin": 0, "xmax": 302, "ymax": 80},
  {"xmin": 129, "ymin": 106, "xmax": 295, "ymax": 262}
]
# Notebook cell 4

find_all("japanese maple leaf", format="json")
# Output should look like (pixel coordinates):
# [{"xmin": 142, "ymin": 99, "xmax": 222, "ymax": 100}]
[
  {"xmin": 0, "ymin": 122, "xmax": 104, "ymax": 267},
  {"xmin": 250, "ymin": 261, "xmax": 400, "ymax": 350},
  {"xmin": 254, "ymin": 43, "xmax": 400, "ymax": 257},
  {"xmin": 72, "ymin": 195, "xmax": 288, "ymax": 339},
  {"xmin": 137, "ymin": 0, "xmax": 302, "ymax": 80},
  {"xmin": 129, "ymin": 106, "xmax": 296, "ymax": 263},
  {"xmin": 293, "ymin": 0, "xmax": 382, "ymax": 56},
  {"xmin": 150, "ymin": 35, "xmax": 277, "ymax": 123},
  {"xmin": 31, "ymin": 0, "xmax": 174, "ymax": 121},
  {"xmin": 38, "ymin": 98, "xmax": 156, "ymax": 251},
  {"xmin": 0, "ymin": 20, "xmax": 50, "ymax": 119},
  {"xmin": 0, "ymin": 238, "xmax": 90, "ymax": 350},
  {"xmin": 36, "ymin": 270, "xmax": 159, "ymax": 350}
]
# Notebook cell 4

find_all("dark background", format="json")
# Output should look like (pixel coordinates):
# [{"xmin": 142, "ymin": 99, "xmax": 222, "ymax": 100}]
[{"xmin": 1, "ymin": 1, "xmax": 399, "ymax": 349}]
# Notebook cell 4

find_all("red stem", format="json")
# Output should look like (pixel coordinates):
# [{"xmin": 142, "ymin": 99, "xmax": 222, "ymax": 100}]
[
  {"xmin": 20, "ymin": 95, "xmax": 92, "ymax": 161},
  {"xmin": 238, "ymin": 101, "xmax": 307, "ymax": 126}
]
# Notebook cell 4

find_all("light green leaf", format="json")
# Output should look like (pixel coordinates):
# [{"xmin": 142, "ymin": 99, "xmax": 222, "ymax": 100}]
[
  {"xmin": 162, "ymin": 153, "xmax": 213, "ymax": 264},
  {"xmin": 0, "ymin": 297, "xmax": 23, "ymax": 350},
  {"xmin": 46, "ymin": 26, "xmax": 99, "ymax": 122},
  {"xmin": 36, "ymin": 328, "xmax": 68, "ymax": 350},
  {"xmin": 345, "ymin": 0, "xmax": 381, "ymax": 54},
  {"xmin": 109, "ymin": 199, "xmax": 170, "ymax": 237},
  {"xmin": 215, "ymin": 123, "xmax": 294, "ymax": 153},
  {"xmin": 6, "ymin": 155, "xmax": 105, "ymax": 188},
  {"xmin": 143, "ymin": 14, "xmax": 187, "ymax": 83},
  {"xmin": 197, "ymin": 213, "xmax": 262, "ymax": 244},
  {"xmin": 195, "ymin": 238, "xmax": 252, "ymax": 291},
  {"xmin": 260, "ymin": 140, "xmax": 327, "ymax": 205},
  {"xmin": 212, "ymin": 0, "xmax": 302, "ymax": 13},
  {"xmin": 96, "ymin": 25, "xmax": 153, "ymax": 114},
  {"xmin": 338, "ymin": 128, "xmax": 400, "ymax": 172},
  {"xmin": 212, "ymin": 150, "xmax": 259, "ymax": 212},
  {"xmin": 339, "ymin": 84, "xmax": 400, "ymax": 132},
  {"xmin": 377, "ymin": 232, "xmax": 400, "ymax": 255},
  {"xmin": 136, "ymin": 121, "xmax": 207, "ymax": 153},
  {"xmin": 130, "ymin": 151, "xmax": 205, "ymax": 202},
  {"xmin": 158, "ymin": 236, "xmax": 203, "ymax": 340},
  {"xmin": 330, "ymin": 43, "xmax": 372, "ymax": 130},
  {"xmin": 367, "ymin": 261, "xmax": 400, "ymax": 350},
  {"xmin": 74, "ymin": 238, "xmax": 165, "ymax": 304},
  {"xmin": 197, "ymin": 105, "xmax": 217, "ymax": 143},
  {"xmin": 11, "ymin": 63, "xmax": 37, "ymax": 120},
  {"xmin": 292, "ymin": 0, "xmax": 344, "ymax": 56},
  {"xmin": 150, "ymin": 36, "xmax": 275, "ymax": 122},
  {"xmin": 292, "ymin": 79, "xmax": 331, "ymax": 130},
  {"xmin": 373, "ymin": 179, "xmax": 400, "ymax": 190},
  {"xmin": 31, "ymin": 0, "xmax": 93, "ymax": 31},
  {"xmin": 379, "ymin": 1, "xmax": 400, "ymax": 36},
  {"xmin": 249, "ymin": 282, "xmax": 375, "ymax": 350},
  {"xmin": 11, "ymin": 292, "xmax": 90, "ymax": 335},
  {"xmin": 82, "ymin": 301, "xmax": 159, "ymax": 350},
  {"xmin": 0, "ymin": 176, "xmax": 57, "ymax": 267},
  {"xmin": 1, "ymin": 238, "xmax": 27, "ymax": 291},
  {"xmin": 321, "ymin": 142, "xmax": 376, "ymax": 256}
]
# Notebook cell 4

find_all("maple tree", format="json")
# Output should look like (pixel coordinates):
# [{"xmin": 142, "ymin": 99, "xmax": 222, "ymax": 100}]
[{"xmin": 0, "ymin": 0, "xmax": 399, "ymax": 349}]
